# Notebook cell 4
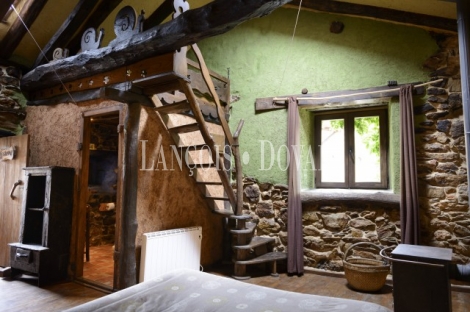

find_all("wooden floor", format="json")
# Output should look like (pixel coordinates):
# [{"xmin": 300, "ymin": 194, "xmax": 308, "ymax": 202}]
[
  {"xmin": 1, "ymin": 262, "xmax": 469, "ymax": 311},
  {"xmin": 0, "ymin": 274, "xmax": 106, "ymax": 311}
]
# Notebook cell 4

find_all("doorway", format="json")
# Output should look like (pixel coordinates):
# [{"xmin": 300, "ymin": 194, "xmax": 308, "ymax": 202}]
[{"xmin": 76, "ymin": 107, "xmax": 123, "ymax": 290}]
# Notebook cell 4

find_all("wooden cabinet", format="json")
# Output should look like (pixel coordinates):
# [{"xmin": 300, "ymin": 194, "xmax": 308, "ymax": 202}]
[
  {"xmin": 9, "ymin": 166, "xmax": 75, "ymax": 286},
  {"xmin": 391, "ymin": 244, "xmax": 453, "ymax": 312}
]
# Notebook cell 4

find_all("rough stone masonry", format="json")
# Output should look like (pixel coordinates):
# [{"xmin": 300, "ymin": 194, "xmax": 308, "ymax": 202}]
[{"xmin": 0, "ymin": 65, "xmax": 26, "ymax": 137}]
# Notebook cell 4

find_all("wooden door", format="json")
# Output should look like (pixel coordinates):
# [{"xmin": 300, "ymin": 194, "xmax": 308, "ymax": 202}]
[{"xmin": 0, "ymin": 134, "xmax": 29, "ymax": 267}]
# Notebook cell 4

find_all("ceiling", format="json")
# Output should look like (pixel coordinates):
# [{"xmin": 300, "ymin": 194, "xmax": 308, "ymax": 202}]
[{"xmin": 0, "ymin": 0, "xmax": 458, "ymax": 72}]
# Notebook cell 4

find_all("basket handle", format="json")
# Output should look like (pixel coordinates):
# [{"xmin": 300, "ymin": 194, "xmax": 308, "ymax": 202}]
[
  {"xmin": 343, "ymin": 242, "xmax": 385, "ymax": 261},
  {"xmin": 379, "ymin": 246, "xmax": 446, "ymax": 268}
]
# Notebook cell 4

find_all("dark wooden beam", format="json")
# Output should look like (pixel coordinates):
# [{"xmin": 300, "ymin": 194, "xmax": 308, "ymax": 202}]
[
  {"xmin": 143, "ymin": 0, "xmax": 174, "ymax": 30},
  {"xmin": 0, "ymin": 0, "xmax": 49, "ymax": 59},
  {"xmin": 118, "ymin": 101, "xmax": 140, "ymax": 289},
  {"xmin": 26, "ymin": 86, "xmax": 153, "ymax": 107},
  {"xmin": 0, "ymin": 0, "xmax": 15, "ymax": 21},
  {"xmin": 291, "ymin": 0, "xmax": 457, "ymax": 32},
  {"xmin": 28, "ymin": 52, "xmax": 183, "ymax": 101},
  {"xmin": 32, "ymin": 0, "xmax": 101, "ymax": 68},
  {"xmin": 21, "ymin": 0, "xmax": 292, "ymax": 93},
  {"xmin": 255, "ymin": 82, "xmax": 427, "ymax": 112},
  {"xmin": 51, "ymin": 0, "xmax": 124, "ymax": 65}
]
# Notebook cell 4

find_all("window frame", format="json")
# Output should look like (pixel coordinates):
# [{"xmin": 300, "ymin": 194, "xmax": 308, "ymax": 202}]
[{"xmin": 314, "ymin": 107, "xmax": 388, "ymax": 189}]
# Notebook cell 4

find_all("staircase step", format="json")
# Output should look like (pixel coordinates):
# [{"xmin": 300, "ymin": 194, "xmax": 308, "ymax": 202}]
[
  {"xmin": 206, "ymin": 195, "xmax": 229, "ymax": 201},
  {"xmin": 178, "ymin": 144, "xmax": 211, "ymax": 153},
  {"xmin": 207, "ymin": 199, "xmax": 233, "ymax": 213},
  {"xmin": 235, "ymin": 251, "xmax": 287, "ymax": 265},
  {"xmin": 0, "ymin": 266, "xmax": 11, "ymax": 277},
  {"xmin": 230, "ymin": 222, "xmax": 256, "ymax": 234},
  {"xmin": 167, "ymin": 123, "xmax": 200, "ymax": 134},
  {"xmin": 172, "ymin": 132, "xmax": 205, "ymax": 148},
  {"xmin": 154, "ymin": 101, "xmax": 191, "ymax": 114},
  {"xmin": 228, "ymin": 214, "xmax": 251, "ymax": 220},
  {"xmin": 192, "ymin": 163, "xmax": 216, "ymax": 169},
  {"xmin": 178, "ymin": 144, "xmax": 224, "ymax": 156},
  {"xmin": 233, "ymin": 236, "xmax": 275, "ymax": 250},
  {"xmin": 197, "ymin": 181, "xmax": 223, "ymax": 185},
  {"xmin": 192, "ymin": 167, "xmax": 223, "ymax": 183},
  {"xmin": 212, "ymin": 209, "xmax": 234, "ymax": 216}
]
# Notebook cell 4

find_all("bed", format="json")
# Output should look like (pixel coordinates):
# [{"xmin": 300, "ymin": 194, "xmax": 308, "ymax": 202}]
[{"xmin": 65, "ymin": 269, "xmax": 392, "ymax": 312}]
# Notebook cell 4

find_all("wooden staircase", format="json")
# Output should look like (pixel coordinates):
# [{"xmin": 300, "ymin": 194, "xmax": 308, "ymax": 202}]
[
  {"xmin": 132, "ymin": 42, "xmax": 285, "ymax": 279},
  {"xmin": 141, "ymin": 44, "xmax": 238, "ymax": 216}
]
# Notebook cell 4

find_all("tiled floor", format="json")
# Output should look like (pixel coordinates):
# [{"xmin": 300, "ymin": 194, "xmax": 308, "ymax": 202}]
[{"xmin": 82, "ymin": 244, "xmax": 114, "ymax": 288}]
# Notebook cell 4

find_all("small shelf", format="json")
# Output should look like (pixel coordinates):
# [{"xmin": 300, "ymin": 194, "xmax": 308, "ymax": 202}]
[
  {"xmin": 27, "ymin": 208, "xmax": 45, "ymax": 212},
  {"xmin": 90, "ymin": 149, "xmax": 117, "ymax": 153},
  {"xmin": 11, "ymin": 166, "xmax": 75, "ymax": 286}
]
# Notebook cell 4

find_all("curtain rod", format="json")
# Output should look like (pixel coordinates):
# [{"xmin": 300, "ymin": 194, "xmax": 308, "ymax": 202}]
[{"xmin": 272, "ymin": 79, "xmax": 444, "ymax": 103}]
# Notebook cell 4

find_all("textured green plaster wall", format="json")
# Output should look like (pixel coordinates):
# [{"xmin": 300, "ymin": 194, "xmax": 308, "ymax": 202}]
[{"xmin": 195, "ymin": 7, "xmax": 438, "ymax": 188}]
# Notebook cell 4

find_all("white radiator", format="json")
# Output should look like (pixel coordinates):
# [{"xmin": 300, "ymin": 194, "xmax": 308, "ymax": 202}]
[{"xmin": 139, "ymin": 226, "xmax": 202, "ymax": 282}]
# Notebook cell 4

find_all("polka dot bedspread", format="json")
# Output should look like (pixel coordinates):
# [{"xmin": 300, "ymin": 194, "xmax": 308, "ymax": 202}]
[{"xmin": 65, "ymin": 269, "xmax": 391, "ymax": 312}]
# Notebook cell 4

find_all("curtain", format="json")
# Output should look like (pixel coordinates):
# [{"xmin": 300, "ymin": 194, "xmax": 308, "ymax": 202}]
[
  {"xmin": 287, "ymin": 97, "xmax": 304, "ymax": 274},
  {"xmin": 400, "ymin": 85, "xmax": 420, "ymax": 245}
]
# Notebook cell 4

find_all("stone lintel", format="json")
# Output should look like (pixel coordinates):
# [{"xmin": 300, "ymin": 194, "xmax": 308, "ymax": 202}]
[{"xmin": 301, "ymin": 189, "xmax": 400, "ymax": 209}]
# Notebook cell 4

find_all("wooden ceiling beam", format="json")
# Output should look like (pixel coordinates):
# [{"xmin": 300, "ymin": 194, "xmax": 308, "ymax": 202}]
[
  {"xmin": 143, "ymin": 0, "xmax": 175, "ymax": 30},
  {"xmin": 21, "ymin": 0, "xmax": 292, "ymax": 93},
  {"xmin": 47, "ymin": 0, "xmax": 124, "ymax": 66},
  {"xmin": 63, "ymin": 0, "xmax": 124, "ymax": 57},
  {"xmin": 0, "ymin": 0, "xmax": 15, "ymax": 21},
  {"xmin": 33, "ymin": 0, "xmax": 101, "ymax": 68},
  {"xmin": 0, "ymin": 0, "xmax": 49, "ymax": 60},
  {"xmin": 291, "ymin": 0, "xmax": 457, "ymax": 32}
]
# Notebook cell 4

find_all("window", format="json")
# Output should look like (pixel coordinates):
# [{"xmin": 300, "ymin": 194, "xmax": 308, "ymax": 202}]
[{"xmin": 314, "ymin": 108, "xmax": 388, "ymax": 189}]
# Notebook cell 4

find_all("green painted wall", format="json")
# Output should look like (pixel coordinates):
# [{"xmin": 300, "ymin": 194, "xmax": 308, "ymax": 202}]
[{"xmin": 194, "ymin": 7, "xmax": 438, "ymax": 189}]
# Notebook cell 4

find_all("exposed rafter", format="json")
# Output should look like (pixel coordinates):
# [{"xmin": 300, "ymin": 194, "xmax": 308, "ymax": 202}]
[
  {"xmin": 0, "ymin": 0, "xmax": 49, "ymax": 59},
  {"xmin": 0, "ymin": 0, "xmax": 15, "ymax": 22},
  {"xmin": 143, "ymin": 0, "xmax": 175, "ymax": 30},
  {"xmin": 291, "ymin": 0, "xmax": 457, "ymax": 32},
  {"xmin": 33, "ymin": 0, "xmax": 124, "ymax": 67},
  {"xmin": 33, "ymin": 0, "xmax": 100, "ymax": 67},
  {"xmin": 21, "ymin": 0, "xmax": 292, "ymax": 93}
]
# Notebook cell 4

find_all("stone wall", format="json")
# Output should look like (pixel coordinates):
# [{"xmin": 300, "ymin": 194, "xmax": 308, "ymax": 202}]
[
  {"xmin": 0, "ymin": 65, "xmax": 25, "ymax": 137},
  {"xmin": 238, "ymin": 177, "xmax": 400, "ymax": 271},
  {"xmin": 87, "ymin": 191, "xmax": 117, "ymax": 246},
  {"xmin": 419, "ymin": 32, "xmax": 469, "ymax": 264}
]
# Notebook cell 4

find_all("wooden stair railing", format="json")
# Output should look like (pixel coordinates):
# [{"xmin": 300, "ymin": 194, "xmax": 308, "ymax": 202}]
[
  {"xmin": 133, "ymin": 39, "xmax": 285, "ymax": 277},
  {"xmin": 137, "ymin": 40, "xmax": 241, "ymax": 216},
  {"xmin": 179, "ymin": 79, "xmax": 237, "ymax": 211}
]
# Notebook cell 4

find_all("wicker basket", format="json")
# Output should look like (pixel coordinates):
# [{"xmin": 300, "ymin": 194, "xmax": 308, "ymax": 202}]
[{"xmin": 342, "ymin": 242, "xmax": 390, "ymax": 292}]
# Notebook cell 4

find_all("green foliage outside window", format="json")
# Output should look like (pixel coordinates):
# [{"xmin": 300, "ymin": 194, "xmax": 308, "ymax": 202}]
[{"xmin": 330, "ymin": 117, "xmax": 380, "ymax": 157}]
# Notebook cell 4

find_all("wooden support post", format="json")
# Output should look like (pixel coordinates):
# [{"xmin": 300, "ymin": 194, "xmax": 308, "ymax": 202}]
[
  {"xmin": 117, "ymin": 102, "xmax": 141, "ymax": 289},
  {"xmin": 234, "ymin": 263, "xmax": 247, "ymax": 279},
  {"xmin": 271, "ymin": 260, "xmax": 279, "ymax": 277}
]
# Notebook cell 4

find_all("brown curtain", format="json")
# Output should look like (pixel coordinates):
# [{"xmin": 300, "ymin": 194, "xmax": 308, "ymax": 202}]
[
  {"xmin": 287, "ymin": 97, "xmax": 304, "ymax": 274},
  {"xmin": 400, "ymin": 85, "xmax": 420, "ymax": 245}
]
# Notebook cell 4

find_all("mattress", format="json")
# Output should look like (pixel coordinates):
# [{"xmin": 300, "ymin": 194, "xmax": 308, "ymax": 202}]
[{"xmin": 65, "ymin": 269, "xmax": 391, "ymax": 312}]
